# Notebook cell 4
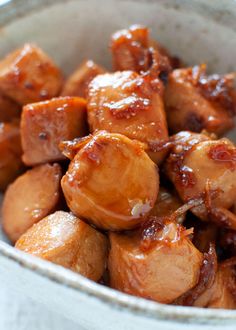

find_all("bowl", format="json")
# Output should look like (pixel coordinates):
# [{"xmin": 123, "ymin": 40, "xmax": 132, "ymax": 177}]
[{"xmin": 0, "ymin": 1, "xmax": 236, "ymax": 329}]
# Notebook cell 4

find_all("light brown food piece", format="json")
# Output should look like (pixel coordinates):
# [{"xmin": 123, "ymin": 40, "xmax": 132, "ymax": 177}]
[
  {"xmin": 2, "ymin": 163, "xmax": 62, "ymax": 243},
  {"xmin": 194, "ymin": 264, "xmax": 236, "ymax": 309},
  {"xmin": 110, "ymin": 25, "xmax": 174, "ymax": 75},
  {"xmin": 61, "ymin": 131, "xmax": 159, "ymax": 231},
  {"xmin": 164, "ymin": 66, "xmax": 235, "ymax": 135},
  {"xmin": 0, "ymin": 121, "xmax": 24, "ymax": 190},
  {"xmin": 165, "ymin": 132, "xmax": 236, "ymax": 227},
  {"xmin": 61, "ymin": 60, "xmax": 105, "ymax": 98},
  {"xmin": 21, "ymin": 96, "xmax": 87, "ymax": 166},
  {"xmin": 0, "ymin": 44, "xmax": 63, "ymax": 105},
  {"xmin": 0, "ymin": 91, "xmax": 20, "ymax": 122},
  {"xmin": 150, "ymin": 186, "xmax": 185, "ymax": 223},
  {"xmin": 87, "ymin": 71, "xmax": 168, "ymax": 164},
  {"xmin": 15, "ymin": 211, "xmax": 108, "ymax": 281},
  {"xmin": 109, "ymin": 222, "xmax": 203, "ymax": 303}
]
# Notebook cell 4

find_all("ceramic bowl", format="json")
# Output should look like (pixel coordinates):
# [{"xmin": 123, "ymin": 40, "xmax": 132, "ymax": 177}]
[{"xmin": 0, "ymin": 1, "xmax": 236, "ymax": 329}]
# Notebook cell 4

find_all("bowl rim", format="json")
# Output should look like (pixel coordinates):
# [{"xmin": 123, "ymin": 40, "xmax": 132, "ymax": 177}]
[
  {"xmin": 1, "ymin": 0, "xmax": 236, "ymax": 325},
  {"xmin": 1, "ymin": 240, "xmax": 236, "ymax": 325}
]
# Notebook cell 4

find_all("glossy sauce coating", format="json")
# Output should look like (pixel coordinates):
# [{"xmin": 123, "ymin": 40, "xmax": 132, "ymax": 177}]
[
  {"xmin": 2, "ymin": 163, "xmax": 62, "ymax": 243},
  {"xmin": 150, "ymin": 186, "xmax": 185, "ymax": 223},
  {"xmin": 110, "ymin": 25, "xmax": 173, "ymax": 76},
  {"xmin": 109, "ymin": 222, "xmax": 203, "ymax": 303},
  {"xmin": 16, "ymin": 211, "xmax": 108, "ymax": 281},
  {"xmin": 165, "ymin": 132, "xmax": 236, "ymax": 225},
  {"xmin": 21, "ymin": 96, "xmax": 87, "ymax": 165},
  {"xmin": 164, "ymin": 66, "xmax": 235, "ymax": 135},
  {"xmin": 0, "ymin": 44, "xmax": 63, "ymax": 105},
  {"xmin": 87, "ymin": 71, "xmax": 168, "ymax": 163},
  {"xmin": 0, "ymin": 91, "xmax": 21, "ymax": 122},
  {"xmin": 61, "ymin": 60, "xmax": 105, "ymax": 98},
  {"xmin": 61, "ymin": 131, "xmax": 159, "ymax": 230},
  {"xmin": 0, "ymin": 121, "xmax": 24, "ymax": 190}
]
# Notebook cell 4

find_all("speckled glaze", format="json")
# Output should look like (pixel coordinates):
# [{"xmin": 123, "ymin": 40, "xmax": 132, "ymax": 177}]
[{"xmin": 0, "ymin": 1, "xmax": 236, "ymax": 329}]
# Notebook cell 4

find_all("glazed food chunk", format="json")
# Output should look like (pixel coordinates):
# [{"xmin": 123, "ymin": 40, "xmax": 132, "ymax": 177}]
[
  {"xmin": 87, "ymin": 71, "xmax": 168, "ymax": 163},
  {"xmin": 109, "ymin": 221, "xmax": 203, "ymax": 303},
  {"xmin": 16, "ymin": 211, "xmax": 108, "ymax": 281},
  {"xmin": 61, "ymin": 131, "xmax": 159, "ymax": 231},
  {"xmin": 0, "ymin": 121, "xmax": 24, "ymax": 190},
  {"xmin": 194, "ymin": 263, "xmax": 236, "ymax": 309},
  {"xmin": 110, "ymin": 25, "xmax": 173, "ymax": 76},
  {"xmin": 165, "ymin": 131, "xmax": 236, "ymax": 228},
  {"xmin": 2, "ymin": 163, "xmax": 62, "ymax": 243},
  {"xmin": 0, "ymin": 44, "xmax": 63, "ymax": 105},
  {"xmin": 21, "ymin": 96, "xmax": 87, "ymax": 165},
  {"xmin": 164, "ymin": 65, "xmax": 236, "ymax": 135},
  {"xmin": 150, "ymin": 186, "xmax": 185, "ymax": 223},
  {"xmin": 0, "ymin": 91, "xmax": 20, "ymax": 122},
  {"xmin": 61, "ymin": 60, "xmax": 105, "ymax": 98}
]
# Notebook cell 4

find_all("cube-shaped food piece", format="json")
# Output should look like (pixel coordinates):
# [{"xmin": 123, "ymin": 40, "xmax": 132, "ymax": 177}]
[
  {"xmin": 0, "ymin": 44, "xmax": 63, "ymax": 105},
  {"xmin": 110, "ymin": 25, "xmax": 174, "ymax": 75},
  {"xmin": 0, "ymin": 91, "xmax": 21, "ymax": 122},
  {"xmin": 164, "ymin": 65, "xmax": 236, "ymax": 135},
  {"xmin": 109, "ymin": 222, "xmax": 203, "ymax": 303},
  {"xmin": 21, "ymin": 96, "xmax": 87, "ymax": 165},
  {"xmin": 61, "ymin": 60, "xmax": 105, "ymax": 98},
  {"xmin": 87, "ymin": 71, "xmax": 168, "ymax": 164},
  {"xmin": 0, "ymin": 121, "xmax": 24, "ymax": 190},
  {"xmin": 16, "ymin": 211, "xmax": 108, "ymax": 281},
  {"xmin": 2, "ymin": 163, "xmax": 62, "ymax": 243}
]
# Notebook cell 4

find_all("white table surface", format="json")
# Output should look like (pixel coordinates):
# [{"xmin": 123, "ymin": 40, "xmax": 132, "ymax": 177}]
[{"xmin": 0, "ymin": 283, "xmax": 83, "ymax": 330}]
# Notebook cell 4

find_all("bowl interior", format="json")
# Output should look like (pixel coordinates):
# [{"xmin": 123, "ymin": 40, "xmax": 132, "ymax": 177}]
[{"xmin": 0, "ymin": 0, "xmax": 236, "ymax": 327}]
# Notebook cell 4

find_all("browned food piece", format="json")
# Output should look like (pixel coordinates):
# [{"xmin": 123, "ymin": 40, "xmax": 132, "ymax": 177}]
[
  {"xmin": 21, "ymin": 96, "xmax": 87, "ymax": 166},
  {"xmin": 164, "ymin": 65, "xmax": 236, "ymax": 135},
  {"xmin": 2, "ymin": 163, "xmax": 62, "ymax": 243},
  {"xmin": 61, "ymin": 60, "xmax": 105, "ymax": 98},
  {"xmin": 61, "ymin": 131, "xmax": 159, "ymax": 231},
  {"xmin": 110, "ymin": 25, "xmax": 176, "ymax": 76},
  {"xmin": 0, "ymin": 121, "xmax": 24, "ymax": 190},
  {"xmin": 15, "ymin": 211, "xmax": 108, "ymax": 281},
  {"xmin": 0, "ymin": 44, "xmax": 63, "ymax": 105},
  {"xmin": 109, "ymin": 221, "xmax": 203, "ymax": 303},
  {"xmin": 150, "ymin": 186, "xmax": 185, "ymax": 223},
  {"xmin": 0, "ymin": 91, "xmax": 20, "ymax": 122},
  {"xmin": 87, "ymin": 71, "xmax": 168, "ymax": 164},
  {"xmin": 165, "ymin": 131, "xmax": 236, "ymax": 229},
  {"xmin": 194, "ymin": 263, "xmax": 236, "ymax": 309}
]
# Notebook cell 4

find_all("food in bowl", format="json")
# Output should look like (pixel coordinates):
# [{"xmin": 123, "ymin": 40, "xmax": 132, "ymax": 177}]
[{"xmin": 0, "ymin": 24, "xmax": 236, "ymax": 309}]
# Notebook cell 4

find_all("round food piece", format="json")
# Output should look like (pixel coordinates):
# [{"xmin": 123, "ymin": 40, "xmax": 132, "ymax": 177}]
[
  {"xmin": 87, "ymin": 71, "xmax": 168, "ymax": 164},
  {"xmin": 108, "ymin": 222, "xmax": 203, "ymax": 303},
  {"xmin": 2, "ymin": 163, "xmax": 62, "ymax": 243},
  {"xmin": 16, "ymin": 211, "xmax": 108, "ymax": 281},
  {"xmin": 61, "ymin": 131, "xmax": 159, "ymax": 231},
  {"xmin": 166, "ymin": 133, "xmax": 236, "ymax": 222}
]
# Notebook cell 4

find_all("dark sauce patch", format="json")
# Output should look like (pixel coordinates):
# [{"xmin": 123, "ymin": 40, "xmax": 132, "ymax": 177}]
[{"xmin": 185, "ymin": 112, "xmax": 204, "ymax": 133}]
